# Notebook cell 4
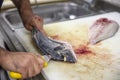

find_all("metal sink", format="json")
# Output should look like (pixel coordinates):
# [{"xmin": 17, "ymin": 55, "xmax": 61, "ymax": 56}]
[
  {"xmin": 2, "ymin": 1, "xmax": 93, "ymax": 31},
  {"xmin": 88, "ymin": 0, "xmax": 120, "ymax": 12},
  {"xmin": 3, "ymin": 0, "xmax": 120, "ymax": 31}
]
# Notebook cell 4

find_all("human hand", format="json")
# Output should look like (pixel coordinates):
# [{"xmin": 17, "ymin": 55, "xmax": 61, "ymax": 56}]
[
  {"xmin": 11, "ymin": 0, "xmax": 46, "ymax": 34},
  {"xmin": 0, "ymin": 51, "xmax": 45, "ymax": 79},
  {"xmin": 23, "ymin": 15, "xmax": 47, "ymax": 35}
]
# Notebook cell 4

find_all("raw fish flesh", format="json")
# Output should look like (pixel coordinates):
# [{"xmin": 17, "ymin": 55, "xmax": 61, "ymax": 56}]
[{"xmin": 89, "ymin": 18, "xmax": 119, "ymax": 44}]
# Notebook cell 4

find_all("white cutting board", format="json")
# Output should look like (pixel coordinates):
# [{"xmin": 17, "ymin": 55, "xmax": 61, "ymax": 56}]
[{"xmin": 15, "ymin": 12, "xmax": 120, "ymax": 80}]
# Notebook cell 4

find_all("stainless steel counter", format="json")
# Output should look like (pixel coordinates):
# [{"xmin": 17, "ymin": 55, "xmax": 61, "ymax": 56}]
[{"xmin": 103, "ymin": 0, "xmax": 120, "ymax": 7}]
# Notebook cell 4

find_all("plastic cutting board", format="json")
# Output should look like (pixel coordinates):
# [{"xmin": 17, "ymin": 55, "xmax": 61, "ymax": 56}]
[{"xmin": 15, "ymin": 12, "xmax": 120, "ymax": 80}]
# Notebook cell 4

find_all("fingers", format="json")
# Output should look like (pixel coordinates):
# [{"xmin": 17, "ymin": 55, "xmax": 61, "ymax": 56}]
[
  {"xmin": 1, "ymin": 51, "xmax": 44, "ymax": 79},
  {"xmin": 21, "ymin": 53, "xmax": 44, "ymax": 79},
  {"xmin": 33, "ymin": 15, "xmax": 43, "ymax": 31},
  {"xmin": 32, "ymin": 15, "xmax": 46, "ymax": 34},
  {"xmin": 6, "ymin": 52, "xmax": 44, "ymax": 79},
  {"xmin": 26, "ymin": 54, "xmax": 43, "ymax": 78},
  {"xmin": 24, "ymin": 15, "xmax": 43, "ymax": 31},
  {"xmin": 36, "ymin": 54, "xmax": 45, "ymax": 68},
  {"xmin": 24, "ymin": 15, "xmax": 47, "ymax": 35}
]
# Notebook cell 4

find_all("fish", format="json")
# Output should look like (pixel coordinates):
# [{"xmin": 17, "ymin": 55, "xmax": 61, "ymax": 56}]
[
  {"xmin": 32, "ymin": 27, "xmax": 77, "ymax": 63},
  {"xmin": 88, "ymin": 18, "xmax": 119, "ymax": 44}
]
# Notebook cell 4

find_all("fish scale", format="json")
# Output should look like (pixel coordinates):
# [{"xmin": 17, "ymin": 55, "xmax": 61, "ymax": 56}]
[{"xmin": 32, "ymin": 27, "xmax": 77, "ymax": 63}]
